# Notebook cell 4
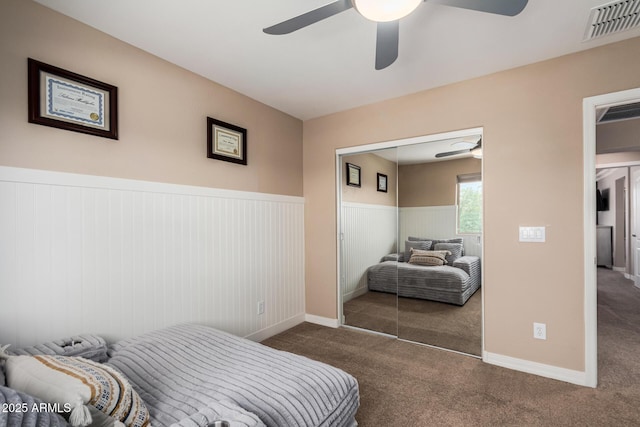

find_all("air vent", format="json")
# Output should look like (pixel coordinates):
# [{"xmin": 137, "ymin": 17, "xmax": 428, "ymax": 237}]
[
  {"xmin": 599, "ymin": 102, "xmax": 640, "ymax": 122},
  {"xmin": 584, "ymin": 0, "xmax": 640, "ymax": 40}
]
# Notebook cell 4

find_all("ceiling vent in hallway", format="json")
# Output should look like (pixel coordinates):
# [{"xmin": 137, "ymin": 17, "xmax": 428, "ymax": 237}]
[
  {"xmin": 597, "ymin": 101, "xmax": 640, "ymax": 123},
  {"xmin": 584, "ymin": 0, "xmax": 640, "ymax": 40}
]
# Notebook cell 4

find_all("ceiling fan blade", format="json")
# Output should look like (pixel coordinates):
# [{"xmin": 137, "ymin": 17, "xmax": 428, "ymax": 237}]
[
  {"xmin": 375, "ymin": 21, "xmax": 399, "ymax": 70},
  {"xmin": 263, "ymin": 0, "xmax": 353, "ymax": 35},
  {"xmin": 435, "ymin": 148, "xmax": 472, "ymax": 158},
  {"xmin": 436, "ymin": 138, "xmax": 481, "ymax": 158},
  {"xmin": 429, "ymin": 0, "xmax": 528, "ymax": 17}
]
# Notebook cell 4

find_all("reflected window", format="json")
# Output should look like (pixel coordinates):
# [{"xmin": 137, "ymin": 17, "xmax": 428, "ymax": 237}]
[{"xmin": 457, "ymin": 173, "xmax": 482, "ymax": 234}]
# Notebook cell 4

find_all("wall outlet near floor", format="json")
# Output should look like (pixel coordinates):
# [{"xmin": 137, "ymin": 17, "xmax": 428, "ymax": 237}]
[
  {"xmin": 533, "ymin": 322, "xmax": 546, "ymax": 340},
  {"xmin": 257, "ymin": 301, "xmax": 265, "ymax": 315}
]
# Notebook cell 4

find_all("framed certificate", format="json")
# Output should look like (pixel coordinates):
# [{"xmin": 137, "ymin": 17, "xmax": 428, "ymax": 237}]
[
  {"xmin": 377, "ymin": 173, "xmax": 388, "ymax": 192},
  {"xmin": 346, "ymin": 163, "xmax": 361, "ymax": 187},
  {"xmin": 28, "ymin": 58, "xmax": 118, "ymax": 140},
  {"xmin": 207, "ymin": 117, "xmax": 247, "ymax": 165}
]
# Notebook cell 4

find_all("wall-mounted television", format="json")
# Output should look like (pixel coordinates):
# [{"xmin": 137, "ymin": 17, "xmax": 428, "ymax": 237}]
[{"xmin": 596, "ymin": 188, "xmax": 609, "ymax": 211}]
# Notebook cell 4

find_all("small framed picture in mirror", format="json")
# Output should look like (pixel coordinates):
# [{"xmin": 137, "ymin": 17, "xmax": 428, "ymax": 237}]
[
  {"xmin": 377, "ymin": 173, "xmax": 387, "ymax": 192},
  {"xmin": 346, "ymin": 163, "xmax": 361, "ymax": 187}
]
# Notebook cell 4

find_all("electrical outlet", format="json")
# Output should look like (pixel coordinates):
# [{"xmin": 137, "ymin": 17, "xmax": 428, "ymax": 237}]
[
  {"xmin": 257, "ymin": 301, "xmax": 265, "ymax": 315},
  {"xmin": 533, "ymin": 322, "xmax": 546, "ymax": 340}
]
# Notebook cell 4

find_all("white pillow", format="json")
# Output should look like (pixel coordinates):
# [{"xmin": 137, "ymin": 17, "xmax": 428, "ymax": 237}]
[{"xmin": 4, "ymin": 354, "xmax": 150, "ymax": 427}]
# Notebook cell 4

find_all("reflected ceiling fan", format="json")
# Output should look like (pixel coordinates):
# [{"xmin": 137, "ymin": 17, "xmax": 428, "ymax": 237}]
[
  {"xmin": 263, "ymin": 0, "xmax": 528, "ymax": 70},
  {"xmin": 435, "ymin": 137, "xmax": 482, "ymax": 158}
]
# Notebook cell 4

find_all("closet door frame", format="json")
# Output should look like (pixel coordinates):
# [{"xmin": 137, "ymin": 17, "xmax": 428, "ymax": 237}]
[{"xmin": 336, "ymin": 127, "xmax": 484, "ymax": 350}]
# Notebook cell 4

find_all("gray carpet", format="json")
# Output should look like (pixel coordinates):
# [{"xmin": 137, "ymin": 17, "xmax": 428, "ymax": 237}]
[
  {"xmin": 398, "ymin": 290, "xmax": 481, "ymax": 356},
  {"xmin": 596, "ymin": 268, "xmax": 640, "ymax": 393},
  {"xmin": 262, "ymin": 268, "xmax": 640, "ymax": 426},
  {"xmin": 343, "ymin": 291, "xmax": 398, "ymax": 336},
  {"xmin": 343, "ymin": 290, "xmax": 482, "ymax": 356}
]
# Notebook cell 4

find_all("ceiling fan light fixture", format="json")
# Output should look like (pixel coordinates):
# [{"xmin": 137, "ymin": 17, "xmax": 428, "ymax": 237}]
[{"xmin": 352, "ymin": 0, "xmax": 422, "ymax": 22}]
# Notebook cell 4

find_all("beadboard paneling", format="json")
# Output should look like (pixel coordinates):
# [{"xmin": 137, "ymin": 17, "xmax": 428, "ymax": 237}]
[
  {"xmin": 0, "ymin": 167, "xmax": 304, "ymax": 347},
  {"xmin": 341, "ymin": 202, "xmax": 397, "ymax": 301}
]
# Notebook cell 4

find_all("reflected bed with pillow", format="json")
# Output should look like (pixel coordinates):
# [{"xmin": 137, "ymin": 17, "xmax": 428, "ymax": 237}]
[
  {"xmin": 367, "ymin": 237, "xmax": 481, "ymax": 306},
  {"xmin": 0, "ymin": 324, "xmax": 359, "ymax": 427}
]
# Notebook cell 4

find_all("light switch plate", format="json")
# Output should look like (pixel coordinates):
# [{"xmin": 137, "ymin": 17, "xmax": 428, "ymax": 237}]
[{"xmin": 519, "ymin": 226, "xmax": 546, "ymax": 243}]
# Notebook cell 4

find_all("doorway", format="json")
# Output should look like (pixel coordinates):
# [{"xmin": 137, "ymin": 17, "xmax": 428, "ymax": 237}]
[{"xmin": 583, "ymin": 87, "xmax": 640, "ymax": 388}]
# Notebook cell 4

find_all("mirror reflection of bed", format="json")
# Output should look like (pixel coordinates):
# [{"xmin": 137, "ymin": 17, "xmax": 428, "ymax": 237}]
[{"xmin": 340, "ymin": 134, "xmax": 483, "ymax": 357}]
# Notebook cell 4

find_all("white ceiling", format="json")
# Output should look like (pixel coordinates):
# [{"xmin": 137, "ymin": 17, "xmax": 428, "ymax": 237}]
[
  {"xmin": 371, "ymin": 135, "xmax": 481, "ymax": 164},
  {"xmin": 35, "ymin": 0, "xmax": 640, "ymax": 120}
]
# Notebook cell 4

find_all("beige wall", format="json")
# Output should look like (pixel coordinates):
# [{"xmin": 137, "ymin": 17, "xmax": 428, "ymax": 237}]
[
  {"xmin": 341, "ymin": 152, "xmax": 397, "ymax": 206},
  {"xmin": 0, "ymin": 0, "xmax": 302, "ymax": 196},
  {"xmin": 399, "ymin": 157, "xmax": 481, "ymax": 207},
  {"xmin": 596, "ymin": 118, "xmax": 640, "ymax": 154},
  {"xmin": 304, "ymin": 36, "xmax": 640, "ymax": 371}
]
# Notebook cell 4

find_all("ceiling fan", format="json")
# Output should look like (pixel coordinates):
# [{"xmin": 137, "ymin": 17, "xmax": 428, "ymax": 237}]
[
  {"xmin": 435, "ymin": 137, "xmax": 482, "ymax": 159},
  {"xmin": 263, "ymin": 0, "xmax": 528, "ymax": 70}
]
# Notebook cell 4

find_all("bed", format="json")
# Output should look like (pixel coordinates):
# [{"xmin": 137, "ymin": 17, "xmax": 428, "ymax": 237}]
[
  {"xmin": 367, "ymin": 237, "xmax": 481, "ymax": 306},
  {"xmin": 1, "ymin": 324, "xmax": 360, "ymax": 427}
]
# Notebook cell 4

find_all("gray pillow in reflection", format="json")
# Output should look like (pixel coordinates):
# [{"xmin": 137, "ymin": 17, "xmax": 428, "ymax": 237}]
[
  {"xmin": 434, "ymin": 242, "xmax": 464, "ymax": 265},
  {"xmin": 404, "ymin": 240, "xmax": 432, "ymax": 261}
]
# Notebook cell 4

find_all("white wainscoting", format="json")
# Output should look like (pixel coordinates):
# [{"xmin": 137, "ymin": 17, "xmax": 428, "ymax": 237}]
[
  {"xmin": 341, "ymin": 202, "xmax": 397, "ymax": 302},
  {"xmin": 399, "ymin": 206, "xmax": 481, "ymax": 257},
  {"xmin": 0, "ymin": 167, "xmax": 305, "ymax": 347}
]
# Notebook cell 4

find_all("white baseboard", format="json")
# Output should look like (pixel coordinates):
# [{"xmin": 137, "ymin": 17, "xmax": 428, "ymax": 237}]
[
  {"xmin": 484, "ymin": 351, "xmax": 591, "ymax": 387},
  {"xmin": 246, "ymin": 314, "xmax": 305, "ymax": 343},
  {"xmin": 342, "ymin": 286, "xmax": 368, "ymax": 303},
  {"xmin": 613, "ymin": 266, "xmax": 625, "ymax": 273},
  {"xmin": 304, "ymin": 314, "xmax": 339, "ymax": 328}
]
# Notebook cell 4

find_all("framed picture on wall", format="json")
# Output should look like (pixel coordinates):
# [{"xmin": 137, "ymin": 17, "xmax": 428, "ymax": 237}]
[
  {"xmin": 377, "ymin": 173, "xmax": 388, "ymax": 192},
  {"xmin": 27, "ymin": 58, "xmax": 119, "ymax": 140},
  {"xmin": 207, "ymin": 117, "xmax": 247, "ymax": 165},
  {"xmin": 346, "ymin": 163, "xmax": 361, "ymax": 187}
]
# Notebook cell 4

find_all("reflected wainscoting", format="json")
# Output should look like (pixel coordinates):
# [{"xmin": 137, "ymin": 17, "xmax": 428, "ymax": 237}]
[
  {"xmin": 399, "ymin": 205, "xmax": 481, "ymax": 257},
  {"xmin": 341, "ymin": 202, "xmax": 397, "ymax": 303}
]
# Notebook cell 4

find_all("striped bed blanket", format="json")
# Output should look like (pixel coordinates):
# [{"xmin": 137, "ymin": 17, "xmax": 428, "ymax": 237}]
[
  {"xmin": 368, "ymin": 256, "xmax": 481, "ymax": 305},
  {"xmin": 107, "ymin": 324, "xmax": 359, "ymax": 427}
]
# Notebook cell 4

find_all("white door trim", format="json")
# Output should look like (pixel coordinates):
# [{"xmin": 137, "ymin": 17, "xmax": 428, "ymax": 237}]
[
  {"xmin": 631, "ymin": 167, "xmax": 640, "ymax": 287},
  {"xmin": 583, "ymin": 87, "xmax": 640, "ymax": 388}
]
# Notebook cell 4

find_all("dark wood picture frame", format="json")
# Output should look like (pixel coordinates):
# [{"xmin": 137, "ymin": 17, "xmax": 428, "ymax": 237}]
[
  {"xmin": 207, "ymin": 117, "xmax": 247, "ymax": 165},
  {"xmin": 28, "ymin": 58, "xmax": 118, "ymax": 140},
  {"xmin": 346, "ymin": 163, "xmax": 361, "ymax": 187},
  {"xmin": 377, "ymin": 173, "xmax": 388, "ymax": 193}
]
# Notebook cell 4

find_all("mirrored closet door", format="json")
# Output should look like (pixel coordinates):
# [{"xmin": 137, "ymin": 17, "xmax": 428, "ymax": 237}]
[
  {"xmin": 396, "ymin": 141, "xmax": 483, "ymax": 356},
  {"xmin": 339, "ymin": 131, "xmax": 483, "ymax": 357}
]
